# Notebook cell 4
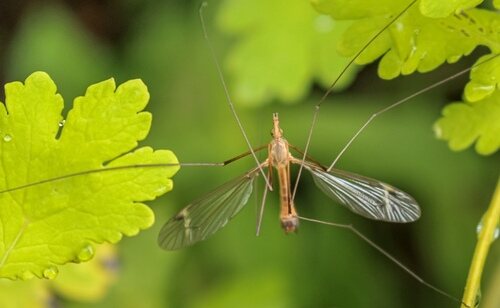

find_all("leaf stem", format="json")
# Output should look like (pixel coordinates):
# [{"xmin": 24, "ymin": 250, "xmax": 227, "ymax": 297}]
[{"xmin": 461, "ymin": 176, "xmax": 500, "ymax": 308}]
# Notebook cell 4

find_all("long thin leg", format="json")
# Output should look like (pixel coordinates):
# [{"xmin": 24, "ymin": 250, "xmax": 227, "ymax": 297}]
[
  {"xmin": 288, "ymin": 144, "xmax": 327, "ymax": 170},
  {"xmin": 199, "ymin": 3, "xmax": 272, "ymax": 191},
  {"xmin": 184, "ymin": 144, "xmax": 268, "ymax": 167},
  {"xmin": 0, "ymin": 145, "xmax": 269, "ymax": 196},
  {"xmin": 298, "ymin": 215, "xmax": 464, "ymax": 305},
  {"xmin": 222, "ymin": 144, "xmax": 267, "ymax": 166},
  {"xmin": 256, "ymin": 166, "xmax": 273, "ymax": 236},
  {"xmin": 327, "ymin": 55, "xmax": 500, "ymax": 171},
  {"xmin": 291, "ymin": 0, "xmax": 418, "ymax": 201}
]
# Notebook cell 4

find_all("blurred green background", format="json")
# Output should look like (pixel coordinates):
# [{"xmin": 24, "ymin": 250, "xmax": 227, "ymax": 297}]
[{"xmin": 0, "ymin": 0, "xmax": 498, "ymax": 307}]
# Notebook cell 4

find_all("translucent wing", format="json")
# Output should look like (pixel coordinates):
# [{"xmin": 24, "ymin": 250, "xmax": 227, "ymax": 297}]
[
  {"xmin": 158, "ymin": 170, "xmax": 259, "ymax": 250},
  {"xmin": 304, "ymin": 165, "xmax": 421, "ymax": 223}
]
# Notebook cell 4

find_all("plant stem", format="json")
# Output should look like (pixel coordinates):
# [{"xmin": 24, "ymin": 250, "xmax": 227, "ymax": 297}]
[{"xmin": 461, "ymin": 177, "xmax": 500, "ymax": 308}]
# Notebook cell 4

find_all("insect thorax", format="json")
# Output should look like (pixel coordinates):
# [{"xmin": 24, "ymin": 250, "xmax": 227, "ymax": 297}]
[{"xmin": 269, "ymin": 138, "xmax": 290, "ymax": 167}]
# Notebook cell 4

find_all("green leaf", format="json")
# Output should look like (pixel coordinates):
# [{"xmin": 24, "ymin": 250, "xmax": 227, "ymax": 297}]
[
  {"xmin": 420, "ymin": 0, "xmax": 483, "ymax": 18},
  {"xmin": 314, "ymin": 1, "xmax": 500, "ymax": 155},
  {"xmin": 217, "ymin": 0, "xmax": 359, "ymax": 106},
  {"xmin": 312, "ymin": 0, "xmax": 406, "ymax": 19},
  {"xmin": 0, "ymin": 72, "xmax": 179, "ymax": 280},
  {"xmin": 316, "ymin": 0, "xmax": 500, "ymax": 79},
  {"xmin": 464, "ymin": 54, "xmax": 500, "ymax": 102},
  {"xmin": 434, "ymin": 90, "xmax": 500, "ymax": 155}
]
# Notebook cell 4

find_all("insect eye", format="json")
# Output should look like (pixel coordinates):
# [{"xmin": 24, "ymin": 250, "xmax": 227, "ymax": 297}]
[{"xmin": 270, "ymin": 129, "xmax": 274, "ymax": 136}]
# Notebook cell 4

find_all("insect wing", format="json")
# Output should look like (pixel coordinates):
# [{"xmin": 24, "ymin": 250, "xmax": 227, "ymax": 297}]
[
  {"xmin": 158, "ymin": 171, "xmax": 258, "ymax": 250},
  {"xmin": 305, "ymin": 166, "xmax": 421, "ymax": 223}
]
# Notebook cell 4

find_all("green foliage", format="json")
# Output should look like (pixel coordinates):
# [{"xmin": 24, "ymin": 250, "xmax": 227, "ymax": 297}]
[
  {"xmin": 315, "ymin": 0, "xmax": 499, "ymax": 78},
  {"xmin": 0, "ymin": 72, "xmax": 179, "ymax": 280},
  {"xmin": 0, "ymin": 1, "xmax": 496, "ymax": 307},
  {"xmin": 313, "ymin": 0, "xmax": 500, "ymax": 155},
  {"xmin": 434, "ymin": 54, "xmax": 500, "ymax": 155},
  {"xmin": 215, "ymin": 0, "xmax": 499, "ymax": 154},
  {"xmin": 464, "ymin": 54, "xmax": 500, "ymax": 103},
  {"xmin": 217, "ymin": 0, "xmax": 359, "ymax": 106},
  {"xmin": 434, "ymin": 88, "xmax": 500, "ymax": 155},
  {"xmin": 419, "ymin": 0, "xmax": 483, "ymax": 18}
]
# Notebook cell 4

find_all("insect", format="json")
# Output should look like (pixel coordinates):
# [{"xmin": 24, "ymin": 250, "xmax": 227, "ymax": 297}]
[
  {"xmin": 0, "ymin": 1, "xmax": 493, "ymax": 307},
  {"xmin": 155, "ymin": 1, "xmax": 498, "ymax": 305},
  {"xmin": 158, "ymin": 1, "xmax": 429, "ymax": 251},
  {"xmin": 158, "ymin": 112, "xmax": 420, "ymax": 250}
]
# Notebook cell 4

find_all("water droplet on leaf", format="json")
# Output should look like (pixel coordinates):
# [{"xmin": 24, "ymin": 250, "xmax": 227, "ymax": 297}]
[
  {"xmin": 20, "ymin": 270, "xmax": 34, "ymax": 280},
  {"xmin": 42, "ymin": 266, "xmax": 58, "ymax": 280},
  {"xmin": 472, "ymin": 83, "xmax": 494, "ymax": 96},
  {"xmin": 3, "ymin": 134, "xmax": 12, "ymax": 142},
  {"xmin": 77, "ymin": 244, "xmax": 95, "ymax": 262},
  {"xmin": 464, "ymin": 81, "xmax": 495, "ymax": 102}
]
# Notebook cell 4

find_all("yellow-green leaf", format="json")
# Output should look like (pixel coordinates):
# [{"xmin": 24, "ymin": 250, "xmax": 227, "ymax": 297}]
[
  {"xmin": 420, "ymin": 0, "xmax": 483, "ymax": 18},
  {"xmin": 316, "ymin": 0, "xmax": 500, "ymax": 79},
  {"xmin": 464, "ymin": 54, "xmax": 500, "ymax": 102},
  {"xmin": 0, "ymin": 72, "xmax": 179, "ymax": 280},
  {"xmin": 434, "ymin": 90, "xmax": 500, "ymax": 155}
]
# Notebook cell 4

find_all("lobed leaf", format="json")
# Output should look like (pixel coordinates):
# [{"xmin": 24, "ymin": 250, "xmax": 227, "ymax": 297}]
[
  {"xmin": 434, "ymin": 90, "xmax": 500, "ymax": 155},
  {"xmin": 419, "ymin": 0, "xmax": 483, "ymax": 18},
  {"xmin": 0, "ymin": 72, "xmax": 179, "ymax": 280},
  {"xmin": 313, "ymin": 0, "xmax": 500, "ymax": 155},
  {"xmin": 464, "ymin": 54, "xmax": 500, "ymax": 102},
  {"xmin": 315, "ymin": 0, "xmax": 500, "ymax": 79}
]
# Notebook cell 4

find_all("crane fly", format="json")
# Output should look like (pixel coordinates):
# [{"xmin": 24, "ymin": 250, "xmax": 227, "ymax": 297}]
[
  {"xmin": 0, "ymin": 0, "xmax": 491, "ymax": 305},
  {"xmin": 157, "ymin": 1, "xmax": 428, "ymax": 251},
  {"xmin": 133, "ymin": 0, "xmax": 500, "ymax": 305},
  {"xmin": 155, "ymin": 1, "xmax": 486, "ymax": 304},
  {"xmin": 158, "ymin": 112, "xmax": 420, "ymax": 250}
]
